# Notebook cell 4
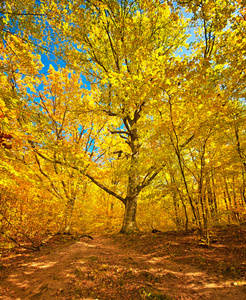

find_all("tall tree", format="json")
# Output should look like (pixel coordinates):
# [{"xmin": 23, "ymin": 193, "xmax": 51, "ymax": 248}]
[
  {"xmin": 2, "ymin": 0, "xmax": 245, "ymax": 236},
  {"xmin": 36, "ymin": 0, "xmax": 190, "ymax": 233}
]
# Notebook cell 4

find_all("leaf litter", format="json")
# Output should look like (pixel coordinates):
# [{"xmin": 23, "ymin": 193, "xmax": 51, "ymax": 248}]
[{"xmin": 0, "ymin": 225, "xmax": 246, "ymax": 299}]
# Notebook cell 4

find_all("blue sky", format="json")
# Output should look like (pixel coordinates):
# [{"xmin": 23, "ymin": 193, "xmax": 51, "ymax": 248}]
[{"xmin": 41, "ymin": 53, "xmax": 65, "ymax": 74}]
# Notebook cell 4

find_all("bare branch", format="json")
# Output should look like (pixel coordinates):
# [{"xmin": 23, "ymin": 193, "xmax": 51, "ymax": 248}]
[
  {"xmin": 85, "ymin": 173, "xmax": 126, "ymax": 204},
  {"xmin": 109, "ymin": 130, "xmax": 130, "ymax": 135},
  {"xmin": 139, "ymin": 164, "xmax": 166, "ymax": 190},
  {"xmin": 29, "ymin": 143, "xmax": 126, "ymax": 204}
]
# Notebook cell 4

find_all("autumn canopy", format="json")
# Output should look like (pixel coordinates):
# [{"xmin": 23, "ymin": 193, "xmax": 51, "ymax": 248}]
[{"xmin": 0, "ymin": 0, "xmax": 245, "ymax": 247}]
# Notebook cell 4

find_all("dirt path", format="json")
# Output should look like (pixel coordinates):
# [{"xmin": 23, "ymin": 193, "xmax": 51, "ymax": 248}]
[{"xmin": 0, "ymin": 233, "xmax": 246, "ymax": 299}]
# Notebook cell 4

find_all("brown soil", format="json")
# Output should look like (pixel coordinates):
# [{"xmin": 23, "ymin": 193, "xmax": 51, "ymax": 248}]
[{"xmin": 0, "ymin": 225, "xmax": 246, "ymax": 300}]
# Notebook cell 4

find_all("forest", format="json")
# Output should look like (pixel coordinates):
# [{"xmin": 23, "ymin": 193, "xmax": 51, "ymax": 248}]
[{"xmin": 0, "ymin": 0, "xmax": 246, "ymax": 250}]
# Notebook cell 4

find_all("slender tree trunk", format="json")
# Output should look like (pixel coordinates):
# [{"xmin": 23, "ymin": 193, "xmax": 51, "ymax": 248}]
[
  {"xmin": 224, "ymin": 178, "xmax": 232, "ymax": 207},
  {"xmin": 176, "ymin": 188, "xmax": 189, "ymax": 233},
  {"xmin": 211, "ymin": 175, "xmax": 218, "ymax": 214},
  {"xmin": 170, "ymin": 174, "xmax": 182, "ymax": 230},
  {"xmin": 224, "ymin": 180, "xmax": 232, "ymax": 223},
  {"xmin": 173, "ymin": 192, "xmax": 181, "ymax": 230},
  {"xmin": 167, "ymin": 98, "xmax": 199, "ymax": 228}
]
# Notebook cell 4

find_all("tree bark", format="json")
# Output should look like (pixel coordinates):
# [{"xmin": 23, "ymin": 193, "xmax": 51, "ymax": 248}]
[{"xmin": 120, "ymin": 196, "xmax": 139, "ymax": 233}]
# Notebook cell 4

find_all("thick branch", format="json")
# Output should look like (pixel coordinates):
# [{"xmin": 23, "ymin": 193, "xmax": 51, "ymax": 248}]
[
  {"xmin": 30, "ymin": 145, "xmax": 126, "ymax": 204},
  {"xmin": 180, "ymin": 133, "xmax": 195, "ymax": 148},
  {"xmin": 109, "ymin": 130, "xmax": 130, "ymax": 136},
  {"xmin": 139, "ymin": 164, "xmax": 165, "ymax": 190},
  {"xmin": 0, "ymin": 11, "xmax": 44, "ymax": 16},
  {"xmin": 85, "ymin": 173, "xmax": 126, "ymax": 204}
]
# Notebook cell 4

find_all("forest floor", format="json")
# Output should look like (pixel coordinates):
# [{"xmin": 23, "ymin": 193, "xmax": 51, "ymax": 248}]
[{"xmin": 0, "ymin": 225, "xmax": 246, "ymax": 300}]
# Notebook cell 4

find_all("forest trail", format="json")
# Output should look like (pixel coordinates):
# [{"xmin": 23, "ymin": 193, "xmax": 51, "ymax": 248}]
[{"xmin": 0, "ymin": 230, "xmax": 246, "ymax": 300}]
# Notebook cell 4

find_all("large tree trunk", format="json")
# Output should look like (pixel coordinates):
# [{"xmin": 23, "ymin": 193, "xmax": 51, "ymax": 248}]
[
  {"xmin": 119, "ymin": 159, "xmax": 140, "ymax": 233},
  {"xmin": 119, "ymin": 116, "xmax": 141, "ymax": 233},
  {"xmin": 81, "ymin": 112, "xmax": 163, "ymax": 234},
  {"xmin": 120, "ymin": 196, "xmax": 139, "ymax": 233}
]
